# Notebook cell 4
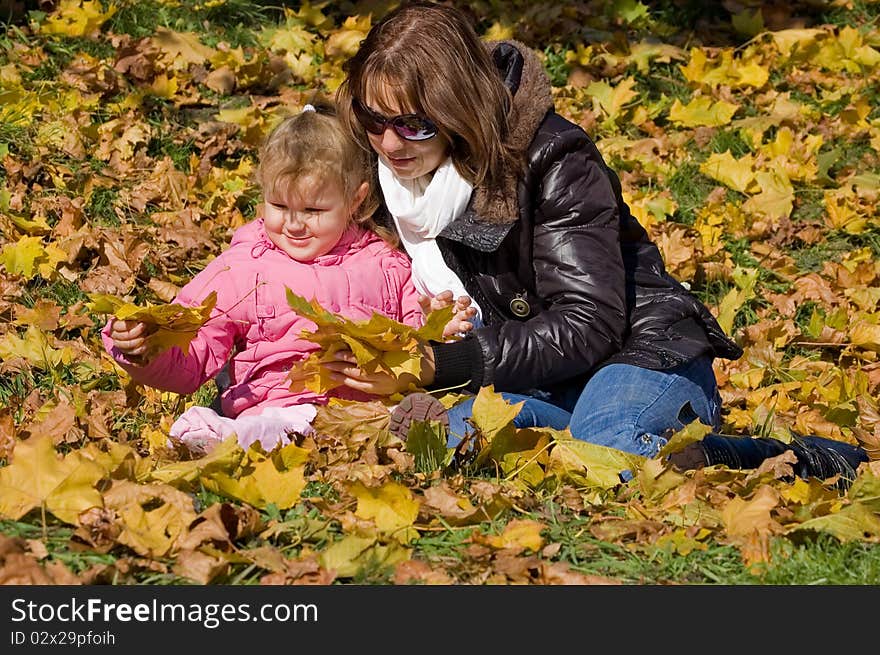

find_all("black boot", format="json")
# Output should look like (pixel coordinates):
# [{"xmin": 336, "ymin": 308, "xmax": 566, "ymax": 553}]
[{"xmin": 674, "ymin": 433, "xmax": 869, "ymax": 490}]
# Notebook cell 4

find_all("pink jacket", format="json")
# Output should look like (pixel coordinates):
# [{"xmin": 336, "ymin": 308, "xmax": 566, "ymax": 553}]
[{"xmin": 102, "ymin": 220, "xmax": 423, "ymax": 418}]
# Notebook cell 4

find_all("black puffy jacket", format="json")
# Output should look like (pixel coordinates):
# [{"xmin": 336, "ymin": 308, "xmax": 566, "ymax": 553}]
[{"xmin": 395, "ymin": 41, "xmax": 743, "ymax": 394}]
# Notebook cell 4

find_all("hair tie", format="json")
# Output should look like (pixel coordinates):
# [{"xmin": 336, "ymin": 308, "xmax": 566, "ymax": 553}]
[{"xmin": 302, "ymin": 104, "xmax": 316, "ymax": 113}]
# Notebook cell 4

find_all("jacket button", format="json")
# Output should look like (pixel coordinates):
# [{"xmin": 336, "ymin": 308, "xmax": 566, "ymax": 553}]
[{"xmin": 509, "ymin": 296, "xmax": 530, "ymax": 317}]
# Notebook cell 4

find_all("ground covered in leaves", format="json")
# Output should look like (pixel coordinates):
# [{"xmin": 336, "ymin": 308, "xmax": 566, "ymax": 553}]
[{"xmin": 1, "ymin": 0, "xmax": 880, "ymax": 585}]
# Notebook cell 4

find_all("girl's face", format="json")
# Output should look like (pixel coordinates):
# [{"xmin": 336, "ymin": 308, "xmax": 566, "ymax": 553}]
[
  {"xmin": 364, "ymin": 85, "xmax": 449, "ymax": 180},
  {"xmin": 263, "ymin": 174, "xmax": 367, "ymax": 262}
]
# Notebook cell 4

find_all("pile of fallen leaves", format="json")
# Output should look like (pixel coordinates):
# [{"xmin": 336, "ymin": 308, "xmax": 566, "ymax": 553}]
[{"xmin": 1, "ymin": 0, "xmax": 880, "ymax": 585}]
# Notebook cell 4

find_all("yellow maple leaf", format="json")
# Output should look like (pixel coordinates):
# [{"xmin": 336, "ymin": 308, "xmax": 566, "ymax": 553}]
[
  {"xmin": 202, "ymin": 442, "xmax": 310, "ymax": 510},
  {"xmin": 317, "ymin": 534, "xmax": 410, "ymax": 578},
  {"xmin": 149, "ymin": 436, "xmax": 244, "ymax": 486},
  {"xmin": 470, "ymin": 385, "xmax": 522, "ymax": 437},
  {"xmin": 0, "ymin": 435, "xmax": 105, "ymax": 525},
  {"xmin": 7, "ymin": 211, "xmax": 49, "ymax": 236},
  {"xmin": 793, "ymin": 503, "xmax": 880, "ymax": 541},
  {"xmin": 264, "ymin": 22, "xmax": 316, "ymax": 55},
  {"xmin": 669, "ymin": 95, "xmax": 738, "ymax": 127},
  {"xmin": 0, "ymin": 89, "xmax": 39, "ymax": 130},
  {"xmin": 0, "ymin": 235, "xmax": 66, "ymax": 280},
  {"xmin": 324, "ymin": 15, "xmax": 371, "ymax": 59},
  {"xmin": 850, "ymin": 322, "xmax": 880, "ymax": 352},
  {"xmin": 86, "ymin": 291, "xmax": 217, "ymax": 357},
  {"xmin": 152, "ymin": 27, "xmax": 215, "ymax": 69},
  {"xmin": 215, "ymin": 104, "xmax": 272, "ymax": 146},
  {"xmin": 547, "ymin": 434, "xmax": 645, "ymax": 489},
  {"xmin": 286, "ymin": 291, "xmax": 450, "ymax": 396},
  {"xmin": 733, "ymin": 60, "xmax": 769, "ymax": 89},
  {"xmin": 79, "ymin": 439, "xmax": 151, "ymax": 481},
  {"xmin": 0, "ymin": 324, "xmax": 75, "ymax": 370},
  {"xmin": 0, "ymin": 237, "xmax": 43, "ymax": 279},
  {"xmin": 716, "ymin": 266, "xmax": 758, "ymax": 335},
  {"xmin": 467, "ymin": 386, "xmax": 554, "ymax": 480},
  {"xmin": 484, "ymin": 519, "xmax": 545, "ymax": 552},
  {"xmin": 40, "ymin": 0, "xmax": 117, "ymax": 38},
  {"xmin": 102, "ymin": 479, "xmax": 198, "ymax": 557},
  {"xmin": 743, "ymin": 169, "xmax": 794, "ymax": 220},
  {"xmin": 699, "ymin": 150, "xmax": 757, "ymax": 194},
  {"xmin": 483, "ymin": 20, "xmax": 515, "ymax": 41},
  {"xmin": 770, "ymin": 28, "xmax": 825, "ymax": 60},
  {"xmin": 351, "ymin": 480, "xmax": 420, "ymax": 544},
  {"xmin": 149, "ymin": 72, "xmax": 178, "ymax": 99},
  {"xmin": 284, "ymin": 51, "xmax": 318, "ymax": 84},
  {"xmin": 586, "ymin": 77, "xmax": 638, "ymax": 123},
  {"xmin": 287, "ymin": 0, "xmax": 333, "ymax": 30},
  {"xmin": 679, "ymin": 47, "xmax": 708, "ymax": 85},
  {"xmin": 627, "ymin": 41, "xmax": 686, "ymax": 74},
  {"xmin": 823, "ymin": 191, "xmax": 867, "ymax": 234},
  {"xmin": 659, "ymin": 420, "xmax": 713, "ymax": 459}
]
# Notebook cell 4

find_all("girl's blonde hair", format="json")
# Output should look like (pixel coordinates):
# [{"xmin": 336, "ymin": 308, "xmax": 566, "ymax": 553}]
[
  {"xmin": 336, "ymin": 1, "xmax": 522, "ymax": 190},
  {"xmin": 256, "ymin": 96, "xmax": 395, "ymax": 245}
]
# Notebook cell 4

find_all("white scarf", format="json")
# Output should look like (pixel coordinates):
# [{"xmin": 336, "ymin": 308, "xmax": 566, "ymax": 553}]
[{"xmin": 378, "ymin": 157, "xmax": 482, "ymax": 320}]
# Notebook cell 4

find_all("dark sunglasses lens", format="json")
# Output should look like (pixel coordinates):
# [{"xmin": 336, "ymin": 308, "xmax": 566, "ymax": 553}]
[
  {"xmin": 353, "ymin": 101, "xmax": 384, "ymax": 134},
  {"xmin": 393, "ymin": 115, "xmax": 437, "ymax": 141}
]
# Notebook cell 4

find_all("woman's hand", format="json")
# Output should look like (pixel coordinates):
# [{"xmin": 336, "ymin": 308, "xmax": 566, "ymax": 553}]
[
  {"xmin": 419, "ymin": 290, "xmax": 478, "ymax": 339},
  {"xmin": 108, "ymin": 318, "xmax": 157, "ymax": 365},
  {"xmin": 322, "ymin": 343, "xmax": 436, "ymax": 396}
]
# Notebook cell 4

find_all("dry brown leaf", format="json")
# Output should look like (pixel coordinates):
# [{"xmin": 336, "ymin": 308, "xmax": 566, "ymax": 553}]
[
  {"xmin": 537, "ymin": 561, "xmax": 623, "ymax": 585},
  {"xmin": 173, "ymin": 549, "xmax": 230, "ymax": 584},
  {"xmin": 0, "ymin": 534, "xmax": 82, "ymax": 585},
  {"xmin": 392, "ymin": 559, "xmax": 454, "ymax": 585}
]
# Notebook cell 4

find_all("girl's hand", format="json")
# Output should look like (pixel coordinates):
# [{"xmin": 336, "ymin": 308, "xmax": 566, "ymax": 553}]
[
  {"xmin": 109, "ymin": 319, "xmax": 157, "ymax": 365},
  {"xmin": 442, "ymin": 304, "xmax": 477, "ymax": 339},
  {"xmin": 418, "ymin": 291, "xmax": 477, "ymax": 339},
  {"xmin": 322, "ymin": 345, "xmax": 436, "ymax": 396}
]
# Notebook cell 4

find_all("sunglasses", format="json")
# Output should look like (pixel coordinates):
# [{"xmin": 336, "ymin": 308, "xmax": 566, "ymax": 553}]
[{"xmin": 352, "ymin": 98, "xmax": 438, "ymax": 141}]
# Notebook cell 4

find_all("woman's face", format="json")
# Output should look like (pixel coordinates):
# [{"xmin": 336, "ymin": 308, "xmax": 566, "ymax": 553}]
[{"xmin": 363, "ymin": 86, "xmax": 449, "ymax": 180}]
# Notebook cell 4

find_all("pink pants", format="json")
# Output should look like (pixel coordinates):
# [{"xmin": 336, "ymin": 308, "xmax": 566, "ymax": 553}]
[{"xmin": 169, "ymin": 404, "xmax": 317, "ymax": 456}]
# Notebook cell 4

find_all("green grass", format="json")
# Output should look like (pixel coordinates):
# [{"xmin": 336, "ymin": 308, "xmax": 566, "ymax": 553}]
[
  {"xmin": 790, "ymin": 232, "xmax": 878, "ymax": 272},
  {"xmin": 20, "ymin": 278, "xmax": 89, "ymax": 309},
  {"xmin": 542, "ymin": 45, "xmax": 570, "ymax": 87},
  {"xmin": 86, "ymin": 186, "xmax": 122, "ymax": 227},
  {"xmin": 635, "ymin": 61, "xmax": 692, "ymax": 105},
  {"xmin": 107, "ymin": 0, "xmax": 275, "ymax": 47},
  {"xmin": 814, "ymin": 0, "xmax": 880, "ymax": 27},
  {"xmin": 707, "ymin": 129, "xmax": 752, "ymax": 157},
  {"xmin": 3, "ymin": 488, "xmax": 879, "ymax": 584},
  {"xmin": 0, "ymin": 518, "xmax": 117, "ymax": 575},
  {"xmin": 0, "ymin": 121, "xmax": 30, "ymax": 154},
  {"xmin": 666, "ymin": 161, "xmax": 718, "ymax": 225}
]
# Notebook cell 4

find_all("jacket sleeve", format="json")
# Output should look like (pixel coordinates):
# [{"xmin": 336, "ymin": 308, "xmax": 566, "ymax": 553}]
[
  {"xmin": 433, "ymin": 127, "xmax": 628, "ymax": 393},
  {"xmin": 101, "ymin": 260, "xmax": 242, "ymax": 395}
]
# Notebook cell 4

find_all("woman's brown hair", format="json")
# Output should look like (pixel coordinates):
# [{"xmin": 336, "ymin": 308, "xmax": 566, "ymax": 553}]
[
  {"xmin": 336, "ymin": 1, "xmax": 522, "ymax": 190},
  {"xmin": 256, "ymin": 96, "xmax": 397, "ymax": 246}
]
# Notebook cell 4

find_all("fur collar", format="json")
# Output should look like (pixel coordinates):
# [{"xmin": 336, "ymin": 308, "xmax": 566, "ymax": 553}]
[{"xmin": 472, "ymin": 40, "xmax": 554, "ymax": 224}]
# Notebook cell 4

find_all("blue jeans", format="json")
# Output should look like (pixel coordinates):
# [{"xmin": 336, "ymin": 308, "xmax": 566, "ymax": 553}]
[{"xmin": 446, "ymin": 355, "xmax": 721, "ymax": 459}]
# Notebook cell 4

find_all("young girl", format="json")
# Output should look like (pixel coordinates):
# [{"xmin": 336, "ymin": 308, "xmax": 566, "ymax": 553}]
[{"xmin": 103, "ymin": 99, "xmax": 464, "ymax": 456}]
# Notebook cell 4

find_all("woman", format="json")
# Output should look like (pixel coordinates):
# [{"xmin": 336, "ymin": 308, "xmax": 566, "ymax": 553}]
[{"xmin": 324, "ymin": 1, "xmax": 867, "ymax": 483}]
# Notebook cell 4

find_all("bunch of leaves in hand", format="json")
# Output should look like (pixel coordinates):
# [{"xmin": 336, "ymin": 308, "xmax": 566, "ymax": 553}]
[
  {"xmin": 86, "ymin": 292, "xmax": 218, "ymax": 357},
  {"xmin": 286, "ymin": 290, "xmax": 451, "ymax": 396}
]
